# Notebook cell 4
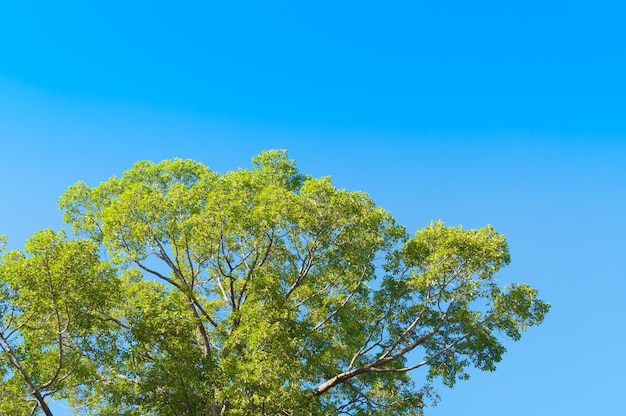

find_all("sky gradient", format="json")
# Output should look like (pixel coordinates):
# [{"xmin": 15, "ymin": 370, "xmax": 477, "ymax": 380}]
[{"xmin": 1, "ymin": 1, "xmax": 625, "ymax": 414}]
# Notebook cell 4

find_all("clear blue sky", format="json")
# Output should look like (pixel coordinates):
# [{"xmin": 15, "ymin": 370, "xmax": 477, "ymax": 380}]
[{"xmin": 1, "ymin": 1, "xmax": 625, "ymax": 415}]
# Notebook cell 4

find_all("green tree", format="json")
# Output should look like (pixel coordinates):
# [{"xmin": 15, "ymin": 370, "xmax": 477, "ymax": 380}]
[
  {"xmin": 0, "ymin": 231, "xmax": 118, "ymax": 415},
  {"xmin": 1, "ymin": 150, "xmax": 549, "ymax": 415}
]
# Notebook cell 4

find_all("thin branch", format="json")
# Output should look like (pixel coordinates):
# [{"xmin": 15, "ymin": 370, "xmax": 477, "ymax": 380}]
[
  {"xmin": 0, "ymin": 333, "xmax": 54, "ymax": 416},
  {"xmin": 40, "ymin": 260, "xmax": 66, "ymax": 390},
  {"xmin": 155, "ymin": 238, "xmax": 188, "ymax": 286},
  {"xmin": 285, "ymin": 245, "xmax": 316, "ymax": 301},
  {"xmin": 135, "ymin": 260, "xmax": 183, "ymax": 290},
  {"xmin": 378, "ymin": 288, "xmax": 438, "ymax": 361},
  {"xmin": 369, "ymin": 327, "xmax": 478, "ymax": 374},
  {"xmin": 313, "ymin": 281, "xmax": 362, "ymax": 331},
  {"xmin": 215, "ymin": 273, "xmax": 230, "ymax": 304}
]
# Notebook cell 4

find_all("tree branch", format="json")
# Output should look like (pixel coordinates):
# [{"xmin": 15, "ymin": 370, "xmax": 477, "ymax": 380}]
[{"xmin": 0, "ymin": 333, "xmax": 54, "ymax": 416}]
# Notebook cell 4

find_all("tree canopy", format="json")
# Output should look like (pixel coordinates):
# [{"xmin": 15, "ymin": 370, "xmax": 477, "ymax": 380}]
[{"xmin": 0, "ymin": 150, "xmax": 549, "ymax": 415}]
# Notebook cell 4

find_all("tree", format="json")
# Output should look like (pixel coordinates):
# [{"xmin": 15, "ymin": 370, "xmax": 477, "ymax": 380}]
[
  {"xmin": 1, "ymin": 150, "xmax": 549, "ymax": 415},
  {"xmin": 0, "ymin": 231, "xmax": 118, "ymax": 415}
]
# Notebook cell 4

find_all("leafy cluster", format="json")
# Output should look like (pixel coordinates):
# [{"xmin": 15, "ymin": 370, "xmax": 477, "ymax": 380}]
[{"xmin": 0, "ymin": 150, "xmax": 549, "ymax": 415}]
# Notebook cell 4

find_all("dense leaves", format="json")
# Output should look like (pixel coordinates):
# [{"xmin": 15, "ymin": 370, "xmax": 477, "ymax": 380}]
[
  {"xmin": 0, "ymin": 150, "xmax": 549, "ymax": 415},
  {"xmin": 0, "ymin": 230, "xmax": 117, "ymax": 415}
]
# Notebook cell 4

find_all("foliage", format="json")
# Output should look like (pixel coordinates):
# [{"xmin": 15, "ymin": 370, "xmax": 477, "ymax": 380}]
[
  {"xmin": 0, "ymin": 230, "xmax": 118, "ymax": 415},
  {"xmin": 0, "ymin": 150, "xmax": 549, "ymax": 415}
]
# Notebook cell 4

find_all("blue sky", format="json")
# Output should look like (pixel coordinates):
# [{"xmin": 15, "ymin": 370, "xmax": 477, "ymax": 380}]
[{"xmin": 1, "ymin": 1, "xmax": 625, "ymax": 415}]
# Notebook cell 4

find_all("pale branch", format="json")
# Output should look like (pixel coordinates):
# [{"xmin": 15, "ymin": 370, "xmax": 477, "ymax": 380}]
[{"xmin": 214, "ymin": 273, "xmax": 230, "ymax": 305}]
